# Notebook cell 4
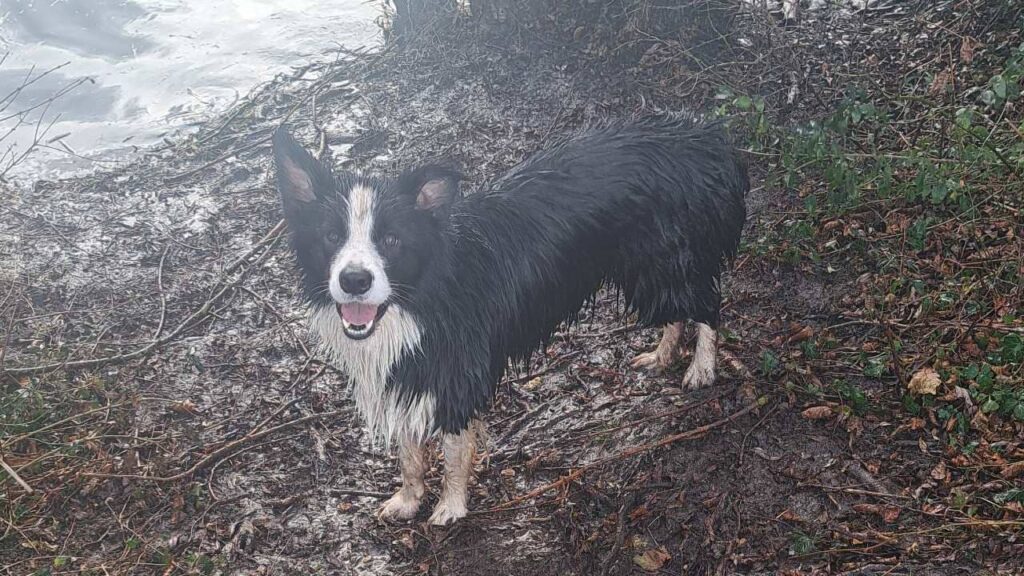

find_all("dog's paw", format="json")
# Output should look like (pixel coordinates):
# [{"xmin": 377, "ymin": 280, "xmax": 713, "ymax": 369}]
[
  {"xmin": 682, "ymin": 363, "xmax": 716, "ymax": 390},
  {"xmin": 377, "ymin": 491, "xmax": 422, "ymax": 521},
  {"xmin": 427, "ymin": 500, "xmax": 467, "ymax": 526},
  {"xmin": 630, "ymin": 350, "xmax": 672, "ymax": 373}
]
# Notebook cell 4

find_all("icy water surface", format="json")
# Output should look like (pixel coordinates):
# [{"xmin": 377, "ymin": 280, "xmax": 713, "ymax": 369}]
[{"xmin": 0, "ymin": 0, "xmax": 379, "ymax": 181}]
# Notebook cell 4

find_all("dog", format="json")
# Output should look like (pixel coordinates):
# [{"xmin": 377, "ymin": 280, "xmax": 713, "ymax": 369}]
[{"xmin": 273, "ymin": 116, "xmax": 748, "ymax": 525}]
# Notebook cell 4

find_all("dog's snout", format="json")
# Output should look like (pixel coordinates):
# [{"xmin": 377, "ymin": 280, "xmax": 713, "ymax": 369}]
[{"xmin": 339, "ymin": 266, "xmax": 373, "ymax": 295}]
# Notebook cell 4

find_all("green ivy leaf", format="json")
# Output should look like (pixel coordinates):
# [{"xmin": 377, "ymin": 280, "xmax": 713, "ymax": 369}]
[{"xmin": 992, "ymin": 74, "xmax": 1007, "ymax": 99}]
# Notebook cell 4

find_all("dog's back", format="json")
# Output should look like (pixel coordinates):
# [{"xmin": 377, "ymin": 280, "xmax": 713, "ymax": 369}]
[{"xmin": 436, "ymin": 116, "xmax": 747, "ymax": 354}]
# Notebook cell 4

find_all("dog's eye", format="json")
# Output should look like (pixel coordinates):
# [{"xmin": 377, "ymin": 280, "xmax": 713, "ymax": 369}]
[
  {"xmin": 383, "ymin": 234, "xmax": 401, "ymax": 249},
  {"xmin": 326, "ymin": 230, "xmax": 342, "ymax": 244}
]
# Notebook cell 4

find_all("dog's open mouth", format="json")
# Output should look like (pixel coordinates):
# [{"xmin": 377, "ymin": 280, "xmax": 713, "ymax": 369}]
[{"xmin": 336, "ymin": 302, "xmax": 388, "ymax": 340}]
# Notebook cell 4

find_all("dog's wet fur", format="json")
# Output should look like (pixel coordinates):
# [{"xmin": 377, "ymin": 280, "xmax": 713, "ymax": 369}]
[{"xmin": 274, "ymin": 116, "xmax": 748, "ymax": 524}]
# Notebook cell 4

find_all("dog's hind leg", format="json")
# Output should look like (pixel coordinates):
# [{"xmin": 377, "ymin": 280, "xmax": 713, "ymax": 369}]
[
  {"xmin": 378, "ymin": 434, "xmax": 428, "ymax": 521},
  {"xmin": 630, "ymin": 321, "xmax": 684, "ymax": 372},
  {"xmin": 682, "ymin": 322, "xmax": 718, "ymax": 389},
  {"xmin": 429, "ymin": 421, "xmax": 478, "ymax": 526}
]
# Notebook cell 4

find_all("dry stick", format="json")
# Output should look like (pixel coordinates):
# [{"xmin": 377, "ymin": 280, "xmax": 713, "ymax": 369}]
[
  {"xmin": 152, "ymin": 245, "xmax": 170, "ymax": 342},
  {"xmin": 0, "ymin": 455, "xmax": 33, "ymax": 493},
  {"xmin": 488, "ymin": 398, "xmax": 764, "ymax": 513},
  {"xmin": 83, "ymin": 410, "xmax": 343, "ymax": 483},
  {"xmin": 2, "ymin": 401, "xmax": 124, "ymax": 448},
  {"xmin": 163, "ymin": 133, "xmax": 275, "ymax": 184},
  {"xmin": 0, "ymin": 280, "xmax": 20, "ymax": 372},
  {"xmin": 576, "ymin": 389, "xmax": 730, "ymax": 441},
  {"xmin": 2, "ymin": 222, "xmax": 285, "ymax": 376}
]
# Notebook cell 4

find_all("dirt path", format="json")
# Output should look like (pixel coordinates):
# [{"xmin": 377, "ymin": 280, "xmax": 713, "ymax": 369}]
[{"xmin": 2, "ymin": 2, "xmax": 1022, "ymax": 575}]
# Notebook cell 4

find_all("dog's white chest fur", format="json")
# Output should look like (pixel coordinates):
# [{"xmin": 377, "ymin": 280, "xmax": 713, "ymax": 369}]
[{"xmin": 310, "ymin": 304, "xmax": 435, "ymax": 445}]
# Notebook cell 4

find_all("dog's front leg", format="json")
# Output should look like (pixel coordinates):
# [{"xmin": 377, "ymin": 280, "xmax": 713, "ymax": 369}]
[
  {"xmin": 428, "ymin": 422, "xmax": 478, "ymax": 525},
  {"xmin": 378, "ymin": 433, "xmax": 427, "ymax": 521}
]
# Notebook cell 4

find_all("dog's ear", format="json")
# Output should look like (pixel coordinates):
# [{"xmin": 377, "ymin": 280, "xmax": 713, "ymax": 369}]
[
  {"xmin": 401, "ymin": 165, "xmax": 462, "ymax": 213},
  {"xmin": 272, "ymin": 128, "xmax": 332, "ymax": 208}
]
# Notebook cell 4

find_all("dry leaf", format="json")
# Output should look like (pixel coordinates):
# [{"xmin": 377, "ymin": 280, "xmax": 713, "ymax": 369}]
[
  {"xmin": 930, "ymin": 460, "xmax": 948, "ymax": 482},
  {"xmin": 788, "ymin": 326, "xmax": 814, "ymax": 343},
  {"xmin": 1001, "ymin": 460, "xmax": 1024, "ymax": 480},
  {"xmin": 882, "ymin": 506, "xmax": 900, "ymax": 524},
  {"xmin": 853, "ymin": 503, "xmax": 900, "ymax": 524},
  {"xmin": 633, "ymin": 547, "xmax": 671, "ymax": 572},
  {"xmin": 928, "ymin": 69, "xmax": 954, "ymax": 96},
  {"xmin": 169, "ymin": 399, "xmax": 200, "ymax": 416},
  {"xmin": 960, "ymin": 38, "xmax": 976, "ymax": 63},
  {"xmin": 629, "ymin": 505, "xmax": 651, "ymax": 522},
  {"xmin": 777, "ymin": 509, "xmax": 804, "ymax": 522},
  {"xmin": 802, "ymin": 406, "xmax": 834, "ymax": 420},
  {"xmin": 908, "ymin": 368, "xmax": 941, "ymax": 396}
]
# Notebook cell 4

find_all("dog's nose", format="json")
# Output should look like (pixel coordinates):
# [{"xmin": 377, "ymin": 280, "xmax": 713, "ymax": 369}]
[{"xmin": 339, "ymin": 267, "xmax": 373, "ymax": 295}]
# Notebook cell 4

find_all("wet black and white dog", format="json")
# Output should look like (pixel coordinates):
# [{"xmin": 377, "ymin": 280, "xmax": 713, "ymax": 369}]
[{"xmin": 274, "ymin": 117, "xmax": 748, "ymax": 525}]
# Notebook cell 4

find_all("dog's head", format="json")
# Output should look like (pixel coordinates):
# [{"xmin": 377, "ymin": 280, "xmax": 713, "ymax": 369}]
[{"xmin": 273, "ymin": 129, "xmax": 460, "ymax": 340}]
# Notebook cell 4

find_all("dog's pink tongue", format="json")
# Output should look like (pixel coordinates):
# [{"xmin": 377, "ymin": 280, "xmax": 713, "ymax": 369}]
[{"xmin": 339, "ymin": 303, "xmax": 378, "ymax": 325}]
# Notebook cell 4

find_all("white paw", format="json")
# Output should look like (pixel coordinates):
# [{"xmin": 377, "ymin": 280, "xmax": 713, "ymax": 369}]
[
  {"xmin": 428, "ymin": 499, "xmax": 467, "ymax": 526},
  {"xmin": 631, "ymin": 350, "xmax": 672, "ymax": 373},
  {"xmin": 377, "ymin": 490, "xmax": 422, "ymax": 521},
  {"xmin": 682, "ymin": 362, "xmax": 716, "ymax": 390}
]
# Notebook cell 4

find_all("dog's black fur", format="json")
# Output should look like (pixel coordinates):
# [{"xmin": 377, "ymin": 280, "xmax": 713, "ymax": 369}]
[{"xmin": 276, "ymin": 115, "xmax": 748, "ymax": 437}]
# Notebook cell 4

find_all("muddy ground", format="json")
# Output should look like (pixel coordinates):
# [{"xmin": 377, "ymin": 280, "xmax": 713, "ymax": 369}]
[{"xmin": 2, "ymin": 1, "xmax": 1023, "ymax": 575}]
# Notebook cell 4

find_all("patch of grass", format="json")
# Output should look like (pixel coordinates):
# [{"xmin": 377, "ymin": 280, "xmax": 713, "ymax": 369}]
[
  {"xmin": 759, "ymin": 350, "xmax": 781, "ymax": 377},
  {"xmin": 789, "ymin": 530, "xmax": 817, "ymax": 556},
  {"xmin": 831, "ymin": 379, "xmax": 869, "ymax": 416}
]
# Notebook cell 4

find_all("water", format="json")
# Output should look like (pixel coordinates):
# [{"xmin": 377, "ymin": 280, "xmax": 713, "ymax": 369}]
[{"xmin": 0, "ymin": 0, "xmax": 379, "ymax": 182}]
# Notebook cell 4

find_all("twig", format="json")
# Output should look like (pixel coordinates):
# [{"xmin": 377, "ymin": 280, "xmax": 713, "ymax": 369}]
[
  {"xmin": 163, "ymin": 133, "xmax": 275, "ymax": 184},
  {"xmin": 222, "ymin": 219, "xmax": 285, "ymax": 275},
  {"xmin": 575, "ymin": 388, "xmax": 730, "ymax": 441},
  {"xmin": 2, "ymin": 401, "xmax": 124, "ymax": 448},
  {"xmin": 0, "ymin": 280, "xmax": 20, "ymax": 372},
  {"xmin": 845, "ymin": 461, "xmax": 897, "ymax": 497},
  {"xmin": 0, "ymin": 455, "xmax": 33, "ymax": 493},
  {"xmin": 152, "ymin": 245, "xmax": 170, "ymax": 342},
  {"xmin": 329, "ymin": 488, "xmax": 393, "ymax": 499},
  {"xmin": 487, "ymin": 397, "xmax": 764, "ymax": 512},
  {"xmin": 83, "ymin": 410, "xmax": 343, "ymax": 483}
]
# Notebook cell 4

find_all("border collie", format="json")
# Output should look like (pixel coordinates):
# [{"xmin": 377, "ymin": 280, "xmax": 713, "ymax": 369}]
[{"xmin": 273, "ymin": 116, "xmax": 748, "ymax": 525}]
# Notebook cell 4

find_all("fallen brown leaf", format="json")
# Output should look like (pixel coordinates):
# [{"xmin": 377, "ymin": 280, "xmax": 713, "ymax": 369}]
[
  {"xmin": 169, "ymin": 399, "xmax": 200, "ymax": 416},
  {"xmin": 852, "ymin": 502, "xmax": 899, "ymax": 522},
  {"xmin": 629, "ymin": 505, "xmax": 651, "ymax": 522},
  {"xmin": 960, "ymin": 38, "xmax": 977, "ymax": 63},
  {"xmin": 908, "ymin": 368, "xmax": 941, "ymax": 396},
  {"xmin": 882, "ymin": 506, "xmax": 900, "ymax": 524},
  {"xmin": 802, "ymin": 406, "xmax": 834, "ymax": 420},
  {"xmin": 633, "ymin": 547, "xmax": 671, "ymax": 572},
  {"xmin": 777, "ymin": 509, "xmax": 804, "ymax": 522},
  {"xmin": 1001, "ymin": 460, "xmax": 1024, "ymax": 480},
  {"xmin": 788, "ymin": 326, "xmax": 814, "ymax": 343}
]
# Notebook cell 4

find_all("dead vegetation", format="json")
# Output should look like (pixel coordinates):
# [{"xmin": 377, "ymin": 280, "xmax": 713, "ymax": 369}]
[{"xmin": 1, "ymin": 1, "xmax": 1022, "ymax": 574}]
